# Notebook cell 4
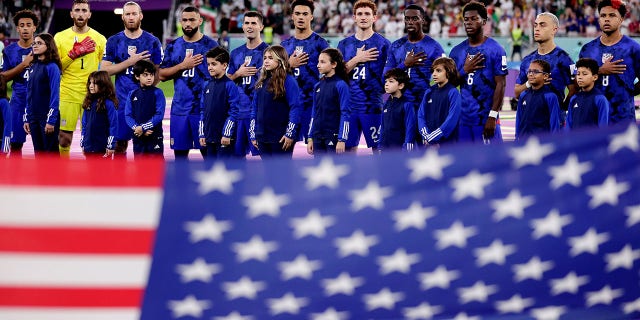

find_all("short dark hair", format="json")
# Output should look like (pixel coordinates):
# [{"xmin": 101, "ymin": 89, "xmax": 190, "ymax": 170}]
[
  {"xmin": 598, "ymin": 0, "xmax": 628, "ymax": 17},
  {"xmin": 244, "ymin": 11, "xmax": 264, "ymax": 24},
  {"xmin": 576, "ymin": 58, "xmax": 600, "ymax": 75},
  {"xmin": 13, "ymin": 9, "xmax": 39, "ymax": 27},
  {"xmin": 182, "ymin": 6, "xmax": 200, "ymax": 15},
  {"xmin": 133, "ymin": 60, "xmax": 156, "ymax": 77},
  {"xmin": 206, "ymin": 46, "xmax": 230, "ymax": 64},
  {"xmin": 405, "ymin": 4, "xmax": 426, "ymax": 18},
  {"xmin": 384, "ymin": 68, "xmax": 411, "ymax": 92},
  {"xmin": 73, "ymin": 0, "xmax": 90, "ymax": 9},
  {"xmin": 291, "ymin": 0, "xmax": 315, "ymax": 14},
  {"xmin": 531, "ymin": 59, "xmax": 551, "ymax": 74},
  {"xmin": 463, "ymin": 1, "xmax": 488, "ymax": 20}
]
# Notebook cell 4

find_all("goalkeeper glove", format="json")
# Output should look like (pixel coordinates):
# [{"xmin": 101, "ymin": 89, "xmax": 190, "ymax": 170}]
[{"xmin": 68, "ymin": 37, "xmax": 96, "ymax": 59}]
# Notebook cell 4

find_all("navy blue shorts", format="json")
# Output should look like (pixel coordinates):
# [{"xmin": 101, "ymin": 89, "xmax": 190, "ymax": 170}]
[
  {"xmin": 170, "ymin": 114, "xmax": 201, "ymax": 150},
  {"xmin": 346, "ymin": 113, "xmax": 382, "ymax": 148}
]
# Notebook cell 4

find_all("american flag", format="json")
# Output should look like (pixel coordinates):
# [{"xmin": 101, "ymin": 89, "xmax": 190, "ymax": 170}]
[{"xmin": 141, "ymin": 123, "xmax": 640, "ymax": 319}]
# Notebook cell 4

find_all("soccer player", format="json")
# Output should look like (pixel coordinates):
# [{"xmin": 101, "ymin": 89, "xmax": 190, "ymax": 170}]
[
  {"xmin": 1, "ymin": 10, "xmax": 38, "ymax": 157},
  {"xmin": 54, "ymin": 0, "xmax": 107, "ymax": 157},
  {"xmin": 227, "ymin": 11, "xmax": 268, "ymax": 159},
  {"xmin": 159, "ymin": 6, "xmax": 218, "ymax": 159},
  {"xmin": 514, "ymin": 13, "xmax": 576, "ymax": 110},
  {"xmin": 281, "ymin": 0, "xmax": 329, "ymax": 143},
  {"xmin": 579, "ymin": 0, "xmax": 640, "ymax": 124},
  {"xmin": 101, "ymin": 1, "xmax": 163, "ymax": 158},
  {"xmin": 449, "ymin": 1, "xmax": 507, "ymax": 144},
  {"xmin": 567, "ymin": 58, "xmax": 609, "ymax": 129},
  {"xmin": 337, "ymin": 0, "xmax": 390, "ymax": 153},
  {"xmin": 515, "ymin": 59, "xmax": 561, "ymax": 139}
]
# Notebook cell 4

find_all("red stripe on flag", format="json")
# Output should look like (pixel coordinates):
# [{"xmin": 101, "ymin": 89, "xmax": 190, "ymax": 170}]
[
  {"xmin": 0, "ymin": 227, "xmax": 154, "ymax": 254},
  {"xmin": 0, "ymin": 287, "xmax": 143, "ymax": 307},
  {"xmin": 0, "ymin": 158, "xmax": 164, "ymax": 187}
]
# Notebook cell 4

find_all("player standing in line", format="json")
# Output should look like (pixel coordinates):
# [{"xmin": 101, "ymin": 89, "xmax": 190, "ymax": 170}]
[
  {"xmin": 337, "ymin": 0, "xmax": 390, "ymax": 153},
  {"xmin": 515, "ymin": 59, "xmax": 561, "ymax": 139},
  {"xmin": 514, "ymin": 12, "xmax": 576, "ymax": 114},
  {"xmin": 1, "ymin": 10, "xmax": 38, "ymax": 157},
  {"xmin": 80, "ymin": 71, "xmax": 118, "ymax": 158},
  {"xmin": 449, "ymin": 1, "xmax": 507, "ymax": 144},
  {"xmin": 54, "ymin": 0, "xmax": 107, "ymax": 157},
  {"xmin": 0, "ymin": 75, "xmax": 11, "ymax": 155},
  {"xmin": 281, "ymin": 0, "xmax": 329, "ymax": 144},
  {"xmin": 579, "ymin": 0, "xmax": 640, "ymax": 124},
  {"xmin": 567, "ymin": 58, "xmax": 609, "ymax": 129},
  {"xmin": 379, "ymin": 68, "xmax": 416, "ymax": 152},
  {"xmin": 227, "ymin": 11, "xmax": 268, "ymax": 159},
  {"xmin": 160, "ymin": 6, "xmax": 218, "ymax": 160},
  {"xmin": 101, "ymin": 1, "xmax": 163, "ymax": 158}
]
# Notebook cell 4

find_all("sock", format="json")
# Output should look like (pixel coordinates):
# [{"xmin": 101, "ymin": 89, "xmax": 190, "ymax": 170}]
[{"xmin": 59, "ymin": 145, "xmax": 71, "ymax": 157}]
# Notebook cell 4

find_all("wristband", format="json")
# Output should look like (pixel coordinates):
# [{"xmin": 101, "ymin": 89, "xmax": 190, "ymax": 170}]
[
  {"xmin": 488, "ymin": 110, "xmax": 499, "ymax": 118},
  {"xmin": 525, "ymin": 81, "xmax": 531, "ymax": 89}
]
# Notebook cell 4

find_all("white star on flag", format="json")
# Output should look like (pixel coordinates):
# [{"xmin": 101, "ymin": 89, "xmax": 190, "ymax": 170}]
[
  {"xmin": 406, "ymin": 149, "xmax": 454, "ymax": 182},
  {"xmin": 608, "ymin": 123, "xmax": 639, "ymax": 153},
  {"xmin": 289, "ymin": 209, "xmax": 335, "ymax": 239},
  {"xmin": 586, "ymin": 175, "xmax": 630, "ymax": 208},
  {"xmin": 278, "ymin": 255, "xmax": 322, "ymax": 280},
  {"xmin": 377, "ymin": 248, "xmax": 420, "ymax": 275},
  {"xmin": 362, "ymin": 288, "xmax": 404, "ymax": 311},
  {"xmin": 474, "ymin": 239, "xmax": 517, "ymax": 266},
  {"xmin": 530, "ymin": 306, "xmax": 567, "ymax": 320},
  {"xmin": 458, "ymin": 281, "xmax": 498, "ymax": 304},
  {"xmin": 549, "ymin": 272, "xmax": 589, "ymax": 295},
  {"xmin": 321, "ymin": 272, "xmax": 365, "ymax": 296},
  {"xmin": 495, "ymin": 294, "xmax": 535, "ymax": 313},
  {"xmin": 512, "ymin": 256, "xmax": 554, "ymax": 282},
  {"xmin": 403, "ymin": 302, "xmax": 443, "ymax": 319},
  {"xmin": 568, "ymin": 228, "xmax": 610, "ymax": 256},
  {"xmin": 348, "ymin": 180, "xmax": 393, "ymax": 212},
  {"xmin": 301, "ymin": 157, "xmax": 350, "ymax": 190},
  {"xmin": 266, "ymin": 293, "xmax": 309, "ymax": 315},
  {"xmin": 310, "ymin": 307, "xmax": 349, "ymax": 320},
  {"xmin": 623, "ymin": 298, "xmax": 640, "ymax": 314},
  {"xmin": 167, "ymin": 295, "xmax": 211, "ymax": 318},
  {"xmin": 434, "ymin": 221, "xmax": 478, "ymax": 249},
  {"xmin": 417, "ymin": 265, "xmax": 461, "ymax": 290},
  {"xmin": 176, "ymin": 257, "xmax": 222, "ymax": 283},
  {"xmin": 231, "ymin": 235, "xmax": 278, "ymax": 262},
  {"xmin": 453, "ymin": 312, "xmax": 481, "ymax": 320},
  {"xmin": 243, "ymin": 187, "xmax": 291, "ymax": 218},
  {"xmin": 547, "ymin": 154, "xmax": 592, "ymax": 189},
  {"xmin": 530, "ymin": 209, "xmax": 573, "ymax": 239},
  {"xmin": 213, "ymin": 311, "xmax": 254, "ymax": 320},
  {"xmin": 392, "ymin": 201, "xmax": 436, "ymax": 231},
  {"xmin": 450, "ymin": 170, "xmax": 495, "ymax": 201},
  {"xmin": 334, "ymin": 229, "xmax": 379, "ymax": 257},
  {"xmin": 625, "ymin": 205, "xmax": 640, "ymax": 227},
  {"xmin": 184, "ymin": 214, "xmax": 232, "ymax": 243},
  {"xmin": 491, "ymin": 190, "xmax": 535, "ymax": 221},
  {"xmin": 585, "ymin": 285, "xmax": 624, "ymax": 307},
  {"xmin": 192, "ymin": 162, "xmax": 242, "ymax": 195},
  {"xmin": 508, "ymin": 137, "xmax": 555, "ymax": 168},
  {"xmin": 221, "ymin": 276, "xmax": 266, "ymax": 300},
  {"xmin": 605, "ymin": 244, "xmax": 640, "ymax": 271}
]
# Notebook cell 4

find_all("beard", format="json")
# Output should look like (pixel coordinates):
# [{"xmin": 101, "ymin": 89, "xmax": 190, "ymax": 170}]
[
  {"xmin": 124, "ymin": 20, "xmax": 142, "ymax": 32},
  {"xmin": 74, "ymin": 18, "xmax": 87, "ymax": 28},
  {"xmin": 182, "ymin": 26, "xmax": 198, "ymax": 37}
]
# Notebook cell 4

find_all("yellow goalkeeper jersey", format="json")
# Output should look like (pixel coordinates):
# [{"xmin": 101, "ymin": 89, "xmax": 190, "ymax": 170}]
[{"xmin": 54, "ymin": 27, "xmax": 107, "ymax": 103}]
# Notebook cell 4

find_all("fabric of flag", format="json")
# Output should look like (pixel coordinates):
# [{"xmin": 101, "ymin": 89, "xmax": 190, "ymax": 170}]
[
  {"xmin": 142, "ymin": 123, "xmax": 640, "ymax": 320},
  {"xmin": 0, "ymin": 158, "xmax": 164, "ymax": 320}
]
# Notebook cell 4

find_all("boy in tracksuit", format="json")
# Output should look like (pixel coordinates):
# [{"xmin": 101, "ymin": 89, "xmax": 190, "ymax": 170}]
[
  {"xmin": 199, "ymin": 47, "xmax": 241, "ymax": 158},
  {"xmin": 567, "ymin": 58, "xmax": 609, "ymax": 129},
  {"xmin": 515, "ymin": 59, "xmax": 561, "ymax": 140},
  {"xmin": 125, "ymin": 60, "xmax": 165, "ymax": 158},
  {"xmin": 379, "ymin": 68, "xmax": 416, "ymax": 152}
]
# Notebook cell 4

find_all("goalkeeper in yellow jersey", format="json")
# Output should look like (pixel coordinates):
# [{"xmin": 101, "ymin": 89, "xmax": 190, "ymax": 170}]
[{"xmin": 54, "ymin": 0, "xmax": 106, "ymax": 156}]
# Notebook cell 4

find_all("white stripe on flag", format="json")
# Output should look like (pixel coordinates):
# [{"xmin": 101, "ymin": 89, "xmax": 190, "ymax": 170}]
[{"xmin": 0, "ymin": 307, "xmax": 139, "ymax": 320}]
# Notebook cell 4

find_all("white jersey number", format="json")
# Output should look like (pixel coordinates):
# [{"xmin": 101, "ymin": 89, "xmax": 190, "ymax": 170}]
[
  {"xmin": 352, "ymin": 66, "xmax": 367, "ymax": 80},
  {"xmin": 467, "ymin": 72, "xmax": 475, "ymax": 85},
  {"xmin": 602, "ymin": 75, "xmax": 609, "ymax": 87},
  {"xmin": 182, "ymin": 68, "xmax": 195, "ymax": 78}
]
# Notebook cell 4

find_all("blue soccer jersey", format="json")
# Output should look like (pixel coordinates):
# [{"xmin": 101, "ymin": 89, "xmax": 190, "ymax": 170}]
[
  {"xmin": 2, "ymin": 43, "xmax": 32, "ymax": 143},
  {"xmin": 160, "ymin": 35, "xmax": 218, "ymax": 116},
  {"xmin": 579, "ymin": 36, "xmax": 640, "ymax": 124},
  {"xmin": 384, "ymin": 36, "xmax": 445, "ymax": 106},
  {"xmin": 517, "ymin": 47, "xmax": 575, "ymax": 103},
  {"xmin": 103, "ymin": 31, "xmax": 163, "ymax": 106},
  {"xmin": 337, "ymin": 33, "xmax": 391, "ymax": 114},
  {"xmin": 228, "ymin": 42, "xmax": 269, "ymax": 119},
  {"xmin": 281, "ymin": 33, "xmax": 329, "ymax": 109},
  {"xmin": 450, "ymin": 38, "xmax": 508, "ymax": 126}
]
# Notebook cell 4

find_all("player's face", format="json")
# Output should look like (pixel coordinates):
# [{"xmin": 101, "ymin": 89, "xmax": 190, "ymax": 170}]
[
  {"xmin": 207, "ymin": 57, "xmax": 227, "ymax": 79},
  {"xmin": 432, "ymin": 65, "xmax": 448, "ymax": 86},
  {"xmin": 354, "ymin": 7, "xmax": 376, "ymax": 30},
  {"xmin": 317, "ymin": 53, "xmax": 336, "ymax": 76},
  {"xmin": 462, "ymin": 10, "xmax": 484, "ymax": 37},
  {"xmin": 137, "ymin": 71, "xmax": 155, "ymax": 87},
  {"xmin": 292, "ymin": 5, "xmax": 313, "ymax": 31},
  {"xmin": 404, "ymin": 9, "xmax": 424, "ymax": 34},
  {"xmin": 31, "ymin": 37, "xmax": 46, "ymax": 55},
  {"xmin": 384, "ymin": 77, "xmax": 404, "ymax": 95},
  {"xmin": 526, "ymin": 63, "xmax": 548, "ymax": 86},
  {"xmin": 181, "ymin": 12, "xmax": 203, "ymax": 38},
  {"xmin": 88, "ymin": 78, "xmax": 98, "ymax": 94},
  {"xmin": 598, "ymin": 6, "xmax": 623, "ymax": 35},
  {"xmin": 17, "ymin": 18, "xmax": 37, "ymax": 42},
  {"xmin": 575, "ymin": 67, "xmax": 597, "ymax": 90},
  {"xmin": 263, "ymin": 51, "xmax": 280, "ymax": 71},
  {"xmin": 533, "ymin": 15, "xmax": 557, "ymax": 43},
  {"xmin": 243, "ymin": 16, "xmax": 264, "ymax": 41},
  {"xmin": 70, "ymin": 3, "xmax": 91, "ymax": 28},
  {"xmin": 122, "ymin": 4, "xmax": 143, "ymax": 32}
]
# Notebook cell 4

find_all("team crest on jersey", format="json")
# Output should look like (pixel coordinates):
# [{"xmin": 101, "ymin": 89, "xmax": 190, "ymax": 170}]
[
  {"xmin": 244, "ymin": 56, "xmax": 252, "ymax": 65},
  {"xmin": 295, "ymin": 46, "xmax": 304, "ymax": 54},
  {"xmin": 128, "ymin": 46, "xmax": 137, "ymax": 56},
  {"xmin": 21, "ymin": 55, "xmax": 28, "ymax": 62},
  {"xmin": 602, "ymin": 53, "xmax": 614, "ymax": 64},
  {"xmin": 185, "ymin": 48, "xmax": 194, "ymax": 57}
]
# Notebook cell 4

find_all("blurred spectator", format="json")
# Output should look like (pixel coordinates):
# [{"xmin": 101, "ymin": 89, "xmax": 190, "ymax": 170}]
[{"xmin": 511, "ymin": 22, "xmax": 524, "ymax": 61}]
